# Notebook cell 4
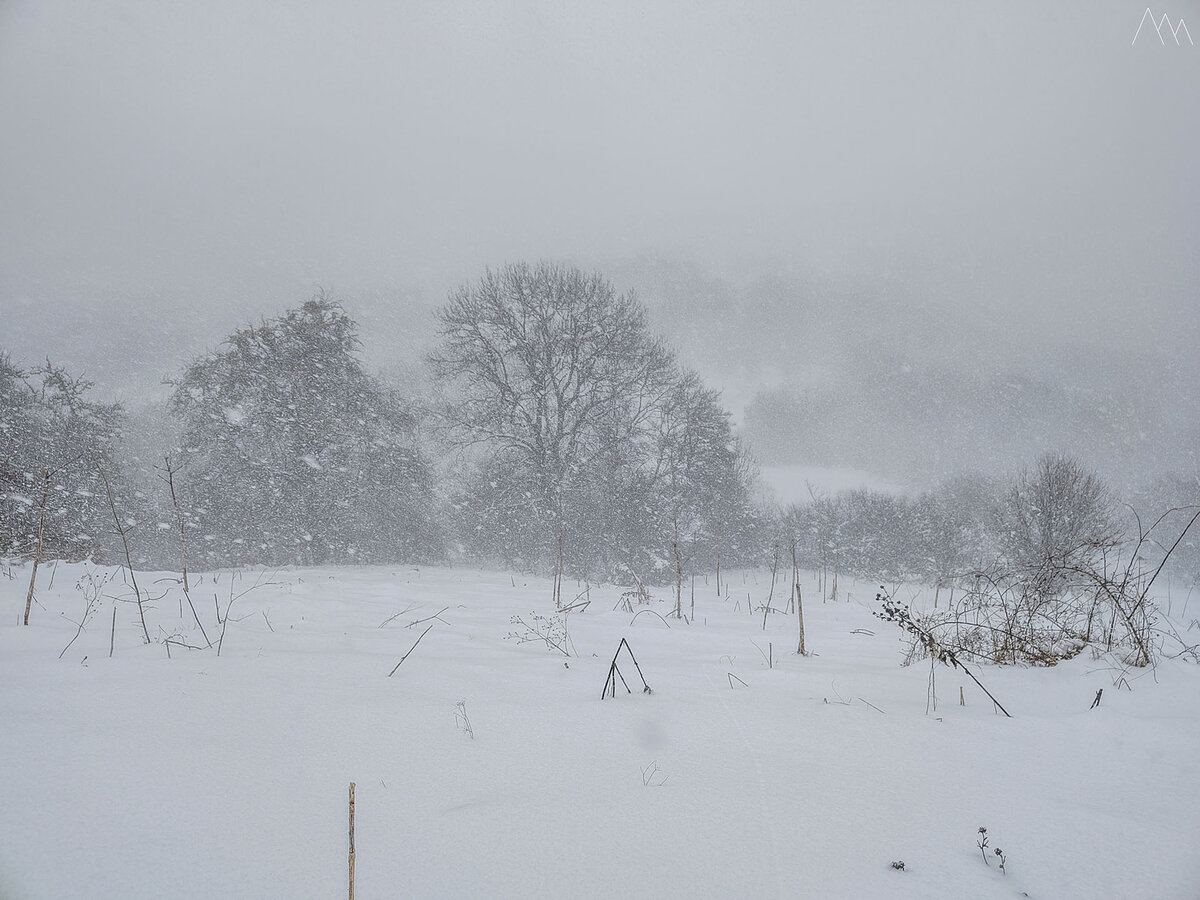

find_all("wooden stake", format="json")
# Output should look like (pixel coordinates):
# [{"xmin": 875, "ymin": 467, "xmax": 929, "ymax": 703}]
[
  {"xmin": 601, "ymin": 638, "xmax": 652, "ymax": 698},
  {"xmin": 793, "ymin": 542, "xmax": 806, "ymax": 656},
  {"xmin": 348, "ymin": 782, "xmax": 356, "ymax": 900}
]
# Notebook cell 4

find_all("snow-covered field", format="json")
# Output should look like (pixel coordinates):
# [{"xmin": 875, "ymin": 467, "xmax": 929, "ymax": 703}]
[{"xmin": 3, "ymin": 563, "xmax": 1199, "ymax": 899}]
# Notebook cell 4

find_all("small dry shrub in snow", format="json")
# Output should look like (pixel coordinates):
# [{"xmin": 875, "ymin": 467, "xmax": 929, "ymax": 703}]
[
  {"xmin": 506, "ymin": 611, "xmax": 573, "ymax": 657},
  {"xmin": 884, "ymin": 540, "xmax": 1170, "ymax": 668},
  {"xmin": 876, "ymin": 589, "xmax": 1013, "ymax": 716},
  {"xmin": 641, "ymin": 761, "xmax": 668, "ymax": 786},
  {"xmin": 454, "ymin": 700, "xmax": 474, "ymax": 739},
  {"xmin": 617, "ymin": 581, "xmax": 653, "ymax": 612},
  {"xmin": 977, "ymin": 826, "xmax": 1006, "ymax": 874}
]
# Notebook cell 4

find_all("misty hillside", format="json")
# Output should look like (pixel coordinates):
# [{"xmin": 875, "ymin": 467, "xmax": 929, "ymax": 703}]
[{"xmin": 618, "ymin": 259, "xmax": 1199, "ymax": 492}]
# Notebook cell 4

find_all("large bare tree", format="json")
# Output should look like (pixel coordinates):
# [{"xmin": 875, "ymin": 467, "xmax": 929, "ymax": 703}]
[
  {"xmin": 431, "ymin": 262, "xmax": 755, "ymax": 577},
  {"xmin": 432, "ymin": 263, "xmax": 674, "ymax": 496}
]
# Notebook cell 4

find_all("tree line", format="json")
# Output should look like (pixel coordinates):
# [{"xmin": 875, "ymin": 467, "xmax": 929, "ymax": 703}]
[
  {"xmin": 3, "ymin": 262, "xmax": 1196, "ymax": 593},
  {"xmin": 2, "ymin": 265, "xmax": 761, "ymax": 581}
]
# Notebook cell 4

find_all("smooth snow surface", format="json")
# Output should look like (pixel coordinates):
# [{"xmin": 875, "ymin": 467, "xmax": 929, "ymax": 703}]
[{"xmin": 3, "ymin": 564, "xmax": 1199, "ymax": 899}]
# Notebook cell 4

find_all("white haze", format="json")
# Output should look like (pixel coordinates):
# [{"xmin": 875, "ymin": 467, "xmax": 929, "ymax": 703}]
[{"xmin": 1, "ymin": 0, "xmax": 1197, "ymax": 488}]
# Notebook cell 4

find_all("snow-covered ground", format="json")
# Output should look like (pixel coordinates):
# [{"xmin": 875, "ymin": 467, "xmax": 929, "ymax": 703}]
[{"xmin": 3, "ymin": 563, "xmax": 1199, "ymax": 899}]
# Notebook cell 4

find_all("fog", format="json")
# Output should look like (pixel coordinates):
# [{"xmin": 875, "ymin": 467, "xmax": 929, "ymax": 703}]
[{"xmin": 2, "ymin": 0, "xmax": 1197, "ymax": 490}]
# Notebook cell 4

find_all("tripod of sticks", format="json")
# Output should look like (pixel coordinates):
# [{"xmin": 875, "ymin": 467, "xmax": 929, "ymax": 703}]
[{"xmin": 601, "ymin": 638, "xmax": 652, "ymax": 699}]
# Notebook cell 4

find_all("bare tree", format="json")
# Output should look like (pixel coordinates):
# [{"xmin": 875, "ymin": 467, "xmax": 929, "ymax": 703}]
[
  {"xmin": 159, "ymin": 456, "xmax": 189, "ymax": 591},
  {"xmin": 432, "ymin": 263, "xmax": 676, "ymax": 505},
  {"xmin": 793, "ymin": 540, "xmax": 806, "ymax": 655},
  {"xmin": 158, "ymin": 456, "xmax": 211, "ymax": 646},
  {"xmin": 22, "ymin": 470, "xmax": 50, "ymax": 626},
  {"xmin": 431, "ymin": 262, "xmax": 754, "ymax": 577},
  {"xmin": 997, "ymin": 453, "xmax": 1122, "ymax": 600}
]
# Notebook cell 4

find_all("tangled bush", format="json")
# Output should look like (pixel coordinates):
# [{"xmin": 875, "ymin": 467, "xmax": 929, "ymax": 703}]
[
  {"xmin": 875, "ymin": 457, "xmax": 1199, "ymax": 669},
  {"xmin": 887, "ymin": 524, "xmax": 1181, "ymax": 668}
]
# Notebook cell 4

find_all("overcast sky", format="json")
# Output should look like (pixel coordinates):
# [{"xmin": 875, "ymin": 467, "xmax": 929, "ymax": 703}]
[{"xmin": 1, "ymin": 0, "xmax": 1197, "ymax": 394}]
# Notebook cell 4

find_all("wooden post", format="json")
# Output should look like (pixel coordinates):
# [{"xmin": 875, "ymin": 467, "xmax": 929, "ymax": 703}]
[
  {"xmin": 793, "ymin": 542, "xmax": 806, "ymax": 656},
  {"xmin": 348, "ymin": 782, "xmax": 356, "ymax": 900}
]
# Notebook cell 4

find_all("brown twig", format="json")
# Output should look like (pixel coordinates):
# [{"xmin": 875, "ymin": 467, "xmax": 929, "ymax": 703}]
[
  {"xmin": 97, "ymin": 463, "xmax": 150, "ymax": 644},
  {"xmin": 159, "ymin": 456, "xmax": 190, "ymax": 593},
  {"xmin": 388, "ymin": 624, "xmax": 433, "ymax": 676},
  {"xmin": 406, "ymin": 607, "xmax": 450, "ymax": 628}
]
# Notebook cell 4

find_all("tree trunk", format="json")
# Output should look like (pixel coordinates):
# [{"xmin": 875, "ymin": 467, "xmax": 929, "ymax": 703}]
[{"xmin": 23, "ymin": 470, "xmax": 51, "ymax": 626}]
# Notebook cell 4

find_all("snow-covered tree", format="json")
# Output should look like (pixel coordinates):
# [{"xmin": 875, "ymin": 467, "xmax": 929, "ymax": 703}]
[
  {"xmin": 0, "ymin": 353, "xmax": 125, "ymax": 562},
  {"xmin": 169, "ymin": 298, "xmax": 437, "ymax": 566},
  {"xmin": 0, "ymin": 354, "xmax": 33, "ymax": 556}
]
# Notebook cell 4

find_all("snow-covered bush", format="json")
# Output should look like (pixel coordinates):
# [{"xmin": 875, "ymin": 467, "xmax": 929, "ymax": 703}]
[
  {"xmin": 168, "ymin": 297, "xmax": 439, "ymax": 566},
  {"xmin": 778, "ymin": 475, "xmax": 996, "ymax": 591}
]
